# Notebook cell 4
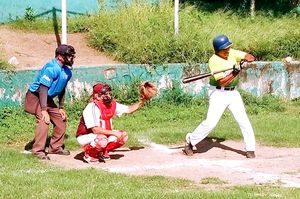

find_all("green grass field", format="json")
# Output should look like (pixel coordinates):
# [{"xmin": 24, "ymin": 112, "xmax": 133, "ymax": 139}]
[{"xmin": 1, "ymin": 145, "xmax": 299, "ymax": 199}]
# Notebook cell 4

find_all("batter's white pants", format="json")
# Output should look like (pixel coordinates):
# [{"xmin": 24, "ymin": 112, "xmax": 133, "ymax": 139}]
[{"xmin": 186, "ymin": 86, "xmax": 256, "ymax": 151}]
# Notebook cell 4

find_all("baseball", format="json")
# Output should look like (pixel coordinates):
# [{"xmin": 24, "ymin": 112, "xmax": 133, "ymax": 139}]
[{"xmin": 285, "ymin": 56, "xmax": 292, "ymax": 62}]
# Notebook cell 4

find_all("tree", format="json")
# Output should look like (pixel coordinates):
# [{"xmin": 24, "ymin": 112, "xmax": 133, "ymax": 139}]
[
  {"xmin": 250, "ymin": 0, "xmax": 255, "ymax": 17},
  {"xmin": 290, "ymin": 0, "xmax": 300, "ymax": 7}
]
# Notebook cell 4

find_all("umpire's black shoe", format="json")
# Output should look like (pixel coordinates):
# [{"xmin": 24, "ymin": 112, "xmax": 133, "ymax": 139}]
[
  {"xmin": 48, "ymin": 149, "xmax": 70, "ymax": 156},
  {"xmin": 34, "ymin": 153, "xmax": 50, "ymax": 160},
  {"xmin": 246, "ymin": 151, "xmax": 255, "ymax": 158},
  {"xmin": 183, "ymin": 143, "xmax": 193, "ymax": 156}
]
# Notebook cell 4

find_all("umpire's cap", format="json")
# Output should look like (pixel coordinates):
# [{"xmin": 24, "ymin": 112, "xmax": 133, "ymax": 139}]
[{"xmin": 55, "ymin": 44, "xmax": 76, "ymax": 57}]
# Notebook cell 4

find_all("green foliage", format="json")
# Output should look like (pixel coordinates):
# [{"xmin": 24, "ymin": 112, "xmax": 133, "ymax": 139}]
[
  {"xmin": 0, "ymin": 84, "xmax": 298, "ymax": 148},
  {"xmin": 87, "ymin": 3, "xmax": 213, "ymax": 64},
  {"xmin": 66, "ymin": 94, "xmax": 90, "ymax": 120},
  {"xmin": 181, "ymin": 0, "xmax": 294, "ymax": 16},
  {"xmin": 6, "ymin": 3, "xmax": 300, "ymax": 63},
  {"xmin": 0, "ymin": 106, "xmax": 33, "ymax": 144},
  {"xmin": 240, "ymin": 90, "xmax": 286, "ymax": 114},
  {"xmin": 110, "ymin": 78, "xmax": 142, "ymax": 104},
  {"xmin": 24, "ymin": 7, "xmax": 35, "ymax": 21},
  {"xmin": 0, "ymin": 60, "xmax": 15, "ymax": 71},
  {"xmin": 256, "ymin": 32, "xmax": 300, "ymax": 60},
  {"xmin": 86, "ymin": 3, "xmax": 300, "ymax": 63},
  {"xmin": 67, "ymin": 15, "xmax": 98, "ymax": 33},
  {"xmin": 8, "ymin": 18, "xmax": 56, "ymax": 33},
  {"xmin": 151, "ymin": 81, "xmax": 208, "ymax": 107}
]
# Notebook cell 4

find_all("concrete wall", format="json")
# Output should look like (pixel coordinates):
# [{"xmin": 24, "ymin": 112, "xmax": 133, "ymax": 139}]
[{"xmin": 1, "ymin": 61, "xmax": 300, "ymax": 107}]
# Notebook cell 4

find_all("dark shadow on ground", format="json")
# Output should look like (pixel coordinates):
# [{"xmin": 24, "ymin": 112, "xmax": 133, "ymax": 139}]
[
  {"xmin": 115, "ymin": 146, "xmax": 145, "ymax": 152},
  {"xmin": 179, "ymin": 137, "xmax": 246, "ymax": 157},
  {"xmin": 24, "ymin": 134, "xmax": 68, "ymax": 151},
  {"xmin": 74, "ymin": 151, "xmax": 85, "ymax": 161},
  {"xmin": 110, "ymin": 154, "xmax": 124, "ymax": 160},
  {"xmin": 193, "ymin": 137, "xmax": 246, "ymax": 156},
  {"xmin": 74, "ymin": 150, "xmax": 126, "ymax": 161}
]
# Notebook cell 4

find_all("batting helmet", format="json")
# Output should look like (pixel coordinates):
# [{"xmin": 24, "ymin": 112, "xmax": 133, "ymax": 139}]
[
  {"xmin": 213, "ymin": 34, "xmax": 232, "ymax": 52},
  {"xmin": 55, "ymin": 44, "xmax": 76, "ymax": 57}
]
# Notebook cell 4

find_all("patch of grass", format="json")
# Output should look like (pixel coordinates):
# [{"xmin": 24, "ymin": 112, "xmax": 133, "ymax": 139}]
[
  {"xmin": 200, "ymin": 177, "xmax": 227, "ymax": 185},
  {"xmin": 0, "ymin": 147, "xmax": 300, "ymax": 198},
  {"xmin": 2, "ymin": 83, "xmax": 299, "ymax": 150},
  {"xmin": 240, "ymin": 90, "xmax": 286, "ymax": 114},
  {"xmin": 0, "ymin": 60, "xmax": 15, "ymax": 71}
]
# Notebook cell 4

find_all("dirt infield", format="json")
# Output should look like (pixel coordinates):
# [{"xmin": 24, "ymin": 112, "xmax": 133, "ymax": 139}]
[
  {"xmin": 0, "ymin": 26, "xmax": 119, "ymax": 69},
  {"xmin": 47, "ymin": 138, "xmax": 300, "ymax": 188}
]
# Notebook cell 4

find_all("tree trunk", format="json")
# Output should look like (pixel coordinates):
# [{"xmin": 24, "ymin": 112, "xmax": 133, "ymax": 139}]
[
  {"xmin": 250, "ymin": 0, "xmax": 255, "ymax": 17},
  {"xmin": 290, "ymin": 0, "xmax": 300, "ymax": 7}
]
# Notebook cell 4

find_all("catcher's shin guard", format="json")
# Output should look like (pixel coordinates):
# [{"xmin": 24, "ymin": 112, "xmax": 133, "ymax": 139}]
[
  {"xmin": 103, "ymin": 142, "xmax": 123, "ymax": 157},
  {"xmin": 83, "ymin": 144, "xmax": 102, "ymax": 159},
  {"xmin": 103, "ymin": 131, "xmax": 128, "ymax": 157}
]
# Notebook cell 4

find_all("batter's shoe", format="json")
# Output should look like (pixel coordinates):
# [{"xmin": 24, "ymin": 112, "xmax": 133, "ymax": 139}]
[
  {"xmin": 183, "ymin": 143, "xmax": 193, "ymax": 156},
  {"xmin": 246, "ymin": 151, "xmax": 255, "ymax": 159}
]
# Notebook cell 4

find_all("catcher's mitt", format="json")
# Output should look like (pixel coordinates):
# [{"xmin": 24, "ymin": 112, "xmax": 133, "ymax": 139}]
[{"xmin": 139, "ymin": 81, "xmax": 158, "ymax": 100}]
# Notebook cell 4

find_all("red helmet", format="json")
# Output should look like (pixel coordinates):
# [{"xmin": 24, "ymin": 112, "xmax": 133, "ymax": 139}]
[{"xmin": 93, "ymin": 83, "xmax": 111, "ymax": 94}]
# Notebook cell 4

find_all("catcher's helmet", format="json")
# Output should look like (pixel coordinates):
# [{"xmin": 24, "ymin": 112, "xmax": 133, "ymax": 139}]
[
  {"xmin": 55, "ymin": 44, "xmax": 76, "ymax": 57},
  {"xmin": 213, "ymin": 34, "xmax": 232, "ymax": 52},
  {"xmin": 93, "ymin": 83, "xmax": 111, "ymax": 94}
]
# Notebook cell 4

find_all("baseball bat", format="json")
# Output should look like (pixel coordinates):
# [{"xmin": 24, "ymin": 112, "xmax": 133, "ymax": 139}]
[{"xmin": 182, "ymin": 67, "xmax": 234, "ymax": 84}]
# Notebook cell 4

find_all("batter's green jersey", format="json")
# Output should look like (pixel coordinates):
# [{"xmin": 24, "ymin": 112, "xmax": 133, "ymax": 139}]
[{"xmin": 208, "ymin": 48, "xmax": 246, "ymax": 87}]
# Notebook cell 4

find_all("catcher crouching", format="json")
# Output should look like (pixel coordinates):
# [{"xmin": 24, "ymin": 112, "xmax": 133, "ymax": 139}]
[{"xmin": 75, "ymin": 82, "xmax": 157, "ymax": 164}]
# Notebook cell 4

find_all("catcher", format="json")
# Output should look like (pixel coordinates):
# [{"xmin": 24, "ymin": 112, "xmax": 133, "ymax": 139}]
[{"xmin": 75, "ymin": 81, "xmax": 157, "ymax": 163}]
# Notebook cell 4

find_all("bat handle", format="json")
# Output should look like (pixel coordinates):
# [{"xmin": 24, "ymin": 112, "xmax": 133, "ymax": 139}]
[{"xmin": 182, "ymin": 73, "xmax": 211, "ymax": 84}]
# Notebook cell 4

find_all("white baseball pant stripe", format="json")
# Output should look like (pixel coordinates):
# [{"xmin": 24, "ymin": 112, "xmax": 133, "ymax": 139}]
[{"xmin": 186, "ymin": 87, "xmax": 256, "ymax": 151}]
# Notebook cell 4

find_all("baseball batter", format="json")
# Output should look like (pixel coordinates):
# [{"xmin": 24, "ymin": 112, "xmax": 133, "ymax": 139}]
[
  {"xmin": 76, "ymin": 83, "xmax": 153, "ymax": 163},
  {"xmin": 184, "ymin": 34, "xmax": 256, "ymax": 158}
]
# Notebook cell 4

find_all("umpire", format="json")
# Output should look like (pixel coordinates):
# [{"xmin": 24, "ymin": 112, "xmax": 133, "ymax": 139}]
[{"xmin": 24, "ymin": 44, "xmax": 76, "ymax": 160}]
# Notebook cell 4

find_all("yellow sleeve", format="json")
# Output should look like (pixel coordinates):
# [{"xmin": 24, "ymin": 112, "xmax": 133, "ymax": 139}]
[
  {"xmin": 208, "ymin": 49, "xmax": 247, "ymax": 81},
  {"xmin": 230, "ymin": 49, "xmax": 247, "ymax": 61},
  {"xmin": 208, "ymin": 55, "xmax": 232, "ymax": 81}
]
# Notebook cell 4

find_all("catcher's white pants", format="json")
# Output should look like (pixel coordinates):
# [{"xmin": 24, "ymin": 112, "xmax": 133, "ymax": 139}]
[
  {"xmin": 77, "ymin": 133, "xmax": 117, "ymax": 146},
  {"xmin": 186, "ymin": 86, "xmax": 256, "ymax": 151}
]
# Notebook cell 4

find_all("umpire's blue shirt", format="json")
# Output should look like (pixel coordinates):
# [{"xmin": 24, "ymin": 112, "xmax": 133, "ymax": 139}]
[{"xmin": 29, "ymin": 58, "xmax": 72, "ymax": 99}]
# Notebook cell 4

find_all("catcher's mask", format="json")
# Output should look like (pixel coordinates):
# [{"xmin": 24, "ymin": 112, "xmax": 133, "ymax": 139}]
[
  {"xmin": 55, "ymin": 44, "xmax": 76, "ymax": 67},
  {"xmin": 93, "ymin": 83, "xmax": 113, "ymax": 105}
]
